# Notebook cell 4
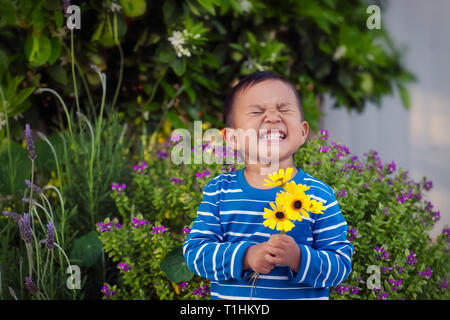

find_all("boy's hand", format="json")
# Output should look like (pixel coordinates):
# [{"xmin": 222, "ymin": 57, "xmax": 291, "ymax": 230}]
[
  {"xmin": 265, "ymin": 234, "xmax": 301, "ymax": 273},
  {"xmin": 243, "ymin": 242, "xmax": 275, "ymax": 274}
]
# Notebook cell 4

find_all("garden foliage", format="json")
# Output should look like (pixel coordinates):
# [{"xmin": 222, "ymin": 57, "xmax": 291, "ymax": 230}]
[{"xmin": 96, "ymin": 130, "xmax": 449, "ymax": 300}]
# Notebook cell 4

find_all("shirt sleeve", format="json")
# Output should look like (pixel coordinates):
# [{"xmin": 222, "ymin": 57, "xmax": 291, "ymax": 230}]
[
  {"xmin": 183, "ymin": 182, "xmax": 254, "ymax": 281},
  {"xmin": 289, "ymin": 190, "xmax": 353, "ymax": 287}
]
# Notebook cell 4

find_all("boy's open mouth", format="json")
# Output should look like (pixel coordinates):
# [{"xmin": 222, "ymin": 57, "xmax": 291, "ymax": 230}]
[{"xmin": 258, "ymin": 129, "xmax": 287, "ymax": 141}]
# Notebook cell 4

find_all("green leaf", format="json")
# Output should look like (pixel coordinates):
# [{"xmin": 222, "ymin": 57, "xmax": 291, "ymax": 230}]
[
  {"xmin": 167, "ymin": 110, "xmax": 185, "ymax": 129},
  {"xmin": 172, "ymin": 58, "xmax": 186, "ymax": 76},
  {"xmin": 70, "ymin": 231, "xmax": 103, "ymax": 268},
  {"xmin": 48, "ymin": 38, "xmax": 62, "ymax": 65},
  {"xmin": 157, "ymin": 43, "xmax": 176, "ymax": 64},
  {"xmin": 163, "ymin": 0, "xmax": 177, "ymax": 25},
  {"xmin": 54, "ymin": 10, "xmax": 64, "ymax": 29},
  {"xmin": 24, "ymin": 33, "xmax": 52, "ymax": 66},
  {"xmin": 160, "ymin": 246, "xmax": 194, "ymax": 283},
  {"xmin": 49, "ymin": 64, "xmax": 68, "ymax": 85},
  {"xmin": 197, "ymin": 0, "xmax": 216, "ymax": 15},
  {"xmin": 120, "ymin": 0, "xmax": 147, "ymax": 18},
  {"xmin": 397, "ymin": 84, "xmax": 411, "ymax": 110}
]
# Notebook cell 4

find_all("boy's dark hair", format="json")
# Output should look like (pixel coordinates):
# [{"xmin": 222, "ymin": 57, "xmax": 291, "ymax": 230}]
[{"xmin": 223, "ymin": 71, "xmax": 304, "ymax": 127}]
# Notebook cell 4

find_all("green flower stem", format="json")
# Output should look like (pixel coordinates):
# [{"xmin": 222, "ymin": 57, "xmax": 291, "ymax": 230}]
[
  {"xmin": 70, "ymin": 29, "xmax": 81, "ymax": 117},
  {"xmin": 0, "ymin": 85, "xmax": 15, "ymax": 195},
  {"xmin": 77, "ymin": 112, "xmax": 96, "ymax": 227},
  {"xmin": 111, "ymin": 12, "xmax": 124, "ymax": 109},
  {"xmin": 54, "ymin": 243, "xmax": 76, "ymax": 300},
  {"xmin": 35, "ymin": 88, "xmax": 73, "ymax": 139},
  {"xmin": 44, "ymin": 185, "xmax": 67, "ymax": 247},
  {"xmin": 59, "ymin": 40, "xmax": 95, "ymax": 113}
]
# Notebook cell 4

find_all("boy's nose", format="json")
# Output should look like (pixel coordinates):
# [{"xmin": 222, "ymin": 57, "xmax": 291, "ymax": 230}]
[{"xmin": 264, "ymin": 110, "xmax": 282, "ymax": 123}]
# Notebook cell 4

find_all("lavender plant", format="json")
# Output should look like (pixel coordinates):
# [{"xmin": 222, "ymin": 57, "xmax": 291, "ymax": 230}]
[{"xmin": 2, "ymin": 124, "xmax": 76, "ymax": 300}]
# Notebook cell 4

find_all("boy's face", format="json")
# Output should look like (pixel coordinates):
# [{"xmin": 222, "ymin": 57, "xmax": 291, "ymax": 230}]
[{"xmin": 225, "ymin": 79, "xmax": 308, "ymax": 167}]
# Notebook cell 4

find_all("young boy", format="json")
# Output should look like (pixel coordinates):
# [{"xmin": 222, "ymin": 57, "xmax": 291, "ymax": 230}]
[{"xmin": 183, "ymin": 71, "xmax": 353, "ymax": 300}]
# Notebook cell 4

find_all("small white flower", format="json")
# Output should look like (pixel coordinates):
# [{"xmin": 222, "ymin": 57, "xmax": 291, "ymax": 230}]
[
  {"xmin": 333, "ymin": 45, "xmax": 347, "ymax": 61},
  {"xmin": 0, "ymin": 112, "xmax": 6, "ymax": 131},
  {"xmin": 109, "ymin": 1, "xmax": 122, "ymax": 13},
  {"xmin": 240, "ymin": 0, "xmax": 252, "ymax": 13}
]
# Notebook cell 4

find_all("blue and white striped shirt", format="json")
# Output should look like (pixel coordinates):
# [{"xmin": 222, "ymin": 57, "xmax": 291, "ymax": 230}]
[{"xmin": 183, "ymin": 167, "xmax": 353, "ymax": 300}]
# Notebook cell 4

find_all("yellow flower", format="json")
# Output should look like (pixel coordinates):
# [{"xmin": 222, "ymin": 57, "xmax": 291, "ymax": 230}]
[
  {"xmin": 263, "ymin": 199, "xmax": 295, "ymax": 233},
  {"xmin": 263, "ymin": 167, "xmax": 294, "ymax": 187},
  {"xmin": 308, "ymin": 199, "xmax": 326, "ymax": 214},
  {"xmin": 277, "ymin": 181, "xmax": 312, "ymax": 221}
]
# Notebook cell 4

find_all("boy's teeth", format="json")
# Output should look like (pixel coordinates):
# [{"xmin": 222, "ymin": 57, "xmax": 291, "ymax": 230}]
[{"xmin": 260, "ymin": 133, "xmax": 286, "ymax": 140}]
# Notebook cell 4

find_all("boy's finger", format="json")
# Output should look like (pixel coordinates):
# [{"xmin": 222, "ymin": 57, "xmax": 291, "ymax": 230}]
[
  {"xmin": 269, "ymin": 234, "xmax": 292, "ymax": 244},
  {"xmin": 266, "ymin": 245, "xmax": 284, "ymax": 256},
  {"xmin": 265, "ymin": 253, "xmax": 281, "ymax": 265}
]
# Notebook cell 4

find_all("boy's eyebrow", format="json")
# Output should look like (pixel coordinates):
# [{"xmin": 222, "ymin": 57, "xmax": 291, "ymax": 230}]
[{"xmin": 247, "ymin": 102, "xmax": 292, "ymax": 109}]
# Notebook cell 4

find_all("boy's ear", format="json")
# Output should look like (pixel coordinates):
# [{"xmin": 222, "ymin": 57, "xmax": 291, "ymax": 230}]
[
  {"xmin": 299, "ymin": 121, "xmax": 309, "ymax": 145},
  {"xmin": 222, "ymin": 127, "xmax": 239, "ymax": 151}
]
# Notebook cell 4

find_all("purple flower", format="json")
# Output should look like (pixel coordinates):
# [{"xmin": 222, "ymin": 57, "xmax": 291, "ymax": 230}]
[
  {"xmin": 417, "ymin": 266, "xmax": 432, "ymax": 279},
  {"xmin": 62, "ymin": 0, "xmax": 72, "ymax": 17},
  {"xmin": 101, "ymin": 284, "xmax": 116, "ymax": 298},
  {"xmin": 407, "ymin": 251, "xmax": 417, "ymax": 265},
  {"xmin": 431, "ymin": 211, "xmax": 440, "ymax": 222},
  {"xmin": 318, "ymin": 146, "xmax": 330, "ymax": 153},
  {"xmin": 423, "ymin": 179, "xmax": 433, "ymax": 190},
  {"xmin": 25, "ymin": 277, "xmax": 39, "ymax": 294},
  {"xmin": 40, "ymin": 221, "xmax": 55, "ymax": 250},
  {"xmin": 348, "ymin": 227, "xmax": 358, "ymax": 242},
  {"xmin": 2, "ymin": 210, "xmax": 22, "ymax": 222},
  {"xmin": 111, "ymin": 182, "xmax": 126, "ymax": 195},
  {"xmin": 382, "ymin": 206, "xmax": 389, "ymax": 215},
  {"xmin": 389, "ymin": 278, "xmax": 402, "ymax": 291},
  {"xmin": 97, "ymin": 219, "xmax": 122, "ymax": 232},
  {"xmin": 25, "ymin": 179, "xmax": 42, "ymax": 194},
  {"xmin": 377, "ymin": 292, "xmax": 388, "ymax": 300},
  {"xmin": 319, "ymin": 129, "xmax": 329, "ymax": 140},
  {"xmin": 442, "ymin": 228, "xmax": 450, "ymax": 243},
  {"xmin": 152, "ymin": 224, "xmax": 166, "ymax": 234},
  {"xmin": 438, "ymin": 278, "xmax": 448, "ymax": 291},
  {"xmin": 386, "ymin": 161, "xmax": 396, "ymax": 174},
  {"xmin": 170, "ymin": 177, "xmax": 184, "ymax": 184},
  {"xmin": 132, "ymin": 217, "xmax": 149, "ymax": 229},
  {"xmin": 349, "ymin": 286, "xmax": 360, "ymax": 296},
  {"xmin": 133, "ymin": 161, "xmax": 147, "ymax": 173},
  {"xmin": 182, "ymin": 227, "xmax": 191, "ymax": 234},
  {"xmin": 24, "ymin": 124, "xmax": 37, "ymax": 160},
  {"xmin": 336, "ymin": 285, "xmax": 348, "ymax": 296},
  {"xmin": 192, "ymin": 284, "xmax": 210, "ymax": 298},
  {"xmin": 118, "ymin": 262, "xmax": 132, "ymax": 272},
  {"xmin": 169, "ymin": 133, "xmax": 182, "ymax": 142},
  {"xmin": 179, "ymin": 281, "xmax": 188, "ymax": 291},
  {"xmin": 156, "ymin": 150, "xmax": 168, "ymax": 160},
  {"xmin": 195, "ymin": 170, "xmax": 210, "ymax": 179},
  {"xmin": 337, "ymin": 188, "xmax": 347, "ymax": 197},
  {"xmin": 376, "ymin": 246, "xmax": 389, "ymax": 260},
  {"xmin": 396, "ymin": 191, "xmax": 406, "ymax": 203},
  {"xmin": 18, "ymin": 213, "xmax": 33, "ymax": 244}
]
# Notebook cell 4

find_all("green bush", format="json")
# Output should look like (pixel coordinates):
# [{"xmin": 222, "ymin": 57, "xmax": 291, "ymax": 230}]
[
  {"xmin": 0, "ymin": 0, "xmax": 414, "ymax": 146},
  {"xmin": 97, "ymin": 129, "xmax": 448, "ymax": 300},
  {"xmin": 294, "ymin": 130, "xmax": 449, "ymax": 300}
]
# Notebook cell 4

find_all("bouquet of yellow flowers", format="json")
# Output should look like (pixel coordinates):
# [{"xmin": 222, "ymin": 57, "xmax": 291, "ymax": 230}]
[{"xmin": 249, "ymin": 167, "xmax": 326, "ymax": 298}]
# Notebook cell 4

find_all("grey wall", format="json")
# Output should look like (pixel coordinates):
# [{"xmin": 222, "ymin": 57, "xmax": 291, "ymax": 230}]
[{"xmin": 322, "ymin": 0, "xmax": 450, "ymax": 239}]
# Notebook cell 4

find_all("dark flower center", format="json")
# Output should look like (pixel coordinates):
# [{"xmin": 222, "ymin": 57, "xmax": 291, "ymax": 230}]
[
  {"xmin": 275, "ymin": 211, "xmax": 284, "ymax": 219},
  {"xmin": 293, "ymin": 200, "xmax": 302, "ymax": 209}
]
